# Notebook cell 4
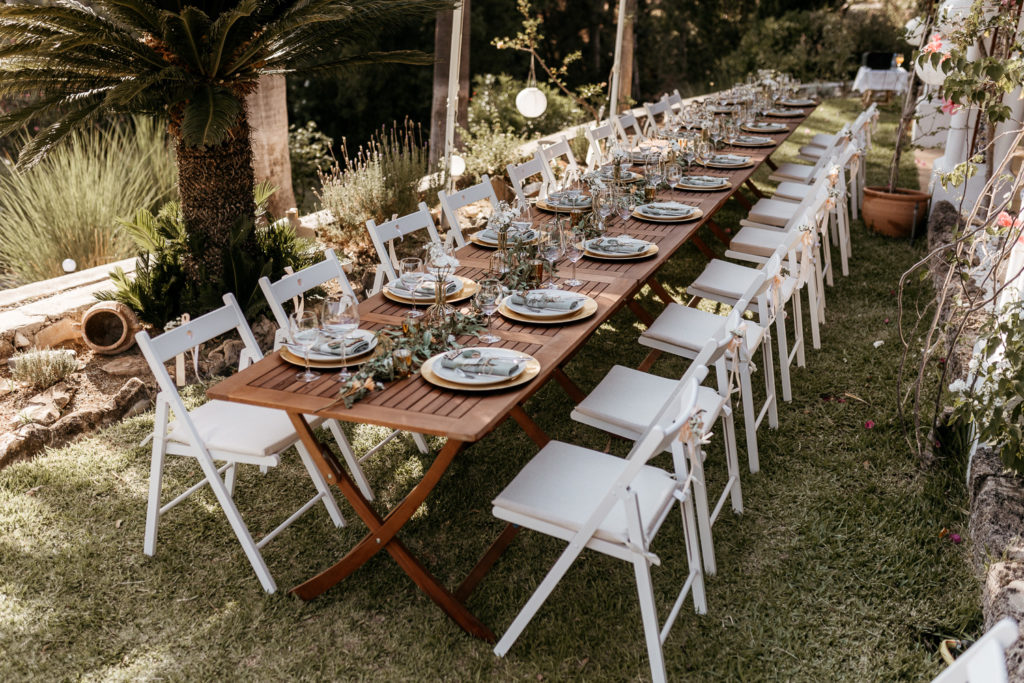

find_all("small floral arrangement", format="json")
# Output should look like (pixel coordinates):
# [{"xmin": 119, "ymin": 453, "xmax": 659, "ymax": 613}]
[{"xmin": 486, "ymin": 200, "xmax": 518, "ymax": 232}]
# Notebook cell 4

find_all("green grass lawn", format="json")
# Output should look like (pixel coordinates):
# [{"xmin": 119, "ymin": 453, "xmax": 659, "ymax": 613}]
[{"xmin": 0, "ymin": 98, "xmax": 981, "ymax": 681}]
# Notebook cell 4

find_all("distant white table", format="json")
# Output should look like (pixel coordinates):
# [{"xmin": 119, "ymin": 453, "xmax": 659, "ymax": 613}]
[{"xmin": 852, "ymin": 66, "xmax": 909, "ymax": 94}]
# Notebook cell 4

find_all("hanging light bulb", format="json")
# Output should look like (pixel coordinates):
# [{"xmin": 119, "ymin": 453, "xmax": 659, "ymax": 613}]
[
  {"xmin": 449, "ymin": 154, "xmax": 466, "ymax": 177},
  {"xmin": 515, "ymin": 54, "xmax": 548, "ymax": 118}
]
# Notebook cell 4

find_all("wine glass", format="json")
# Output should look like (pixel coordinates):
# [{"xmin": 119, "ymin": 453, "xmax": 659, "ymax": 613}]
[
  {"xmin": 322, "ymin": 294, "xmax": 359, "ymax": 382},
  {"xmin": 681, "ymin": 136, "xmax": 696, "ymax": 173},
  {"xmin": 563, "ymin": 226, "xmax": 583, "ymax": 288},
  {"xmin": 512, "ymin": 195, "xmax": 533, "ymax": 232},
  {"xmin": 617, "ymin": 190, "xmax": 636, "ymax": 238},
  {"xmin": 709, "ymin": 119, "xmax": 724, "ymax": 150},
  {"xmin": 288, "ymin": 310, "xmax": 320, "ymax": 383},
  {"xmin": 594, "ymin": 187, "xmax": 613, "ymax": 235},
  {"xmin": 540, "ymin": 222, "xmax": 564, "ymax": 289},
  {"xmin": 666, "ymin": 163, "xmax": 682, "ymax": 189},
  {"xmin": 399, "ymin": 257, "xmax": 424, "ymax": 318},
  {"xmin": 475, "ymin": 279, "xmax": 502, "ymax": 344}
]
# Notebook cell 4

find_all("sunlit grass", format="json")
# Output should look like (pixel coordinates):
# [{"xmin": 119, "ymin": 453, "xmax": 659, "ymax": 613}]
[{"xmin": 0, "ymin": 99, "xmax": 979, "ymax": 681}]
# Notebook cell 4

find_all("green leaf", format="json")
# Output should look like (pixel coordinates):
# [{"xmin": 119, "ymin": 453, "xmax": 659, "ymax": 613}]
[{"xmin": 180, "ymin": 86, "xmax": 242, "ymax": 146}]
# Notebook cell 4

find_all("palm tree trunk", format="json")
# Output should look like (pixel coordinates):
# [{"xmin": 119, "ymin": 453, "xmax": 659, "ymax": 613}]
[
  {"xmin": 617, "ymin": 0, "xmax": 638, "ymax": 110},
  {"xmin": 175, "ymin": 118, "xmax": 258, "ymax": 283},
  {"xmin": 248, "ymin": 74, "xmax": 297, "ymax": 217}
]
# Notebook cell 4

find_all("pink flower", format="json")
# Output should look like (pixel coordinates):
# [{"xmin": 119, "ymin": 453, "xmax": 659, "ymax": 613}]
[
  {"xmin": 949, "ymin": 533, "xmax": 962, "ymax": 544},
  {"xmin": 940, "ymin": 98, "xmax": 959, "ymax": 115},
  {"xmin": 997, "ymin": 211, "xmax": 1014, "ymax": 228},
  {"xmin": 884, "ymin": 318, "xmax": 890, "ymax": 324},
  {"xmin": 864, "ymin": 420, "xmax": 875, "ymax": 429},
  {"xmin": 923, "ymin": 33, "xmax": 944, "ymax": 54}
]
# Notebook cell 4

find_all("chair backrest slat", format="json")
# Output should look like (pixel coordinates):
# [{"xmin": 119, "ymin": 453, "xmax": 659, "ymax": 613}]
[
  {"xmin": 259, "ymin": 248, "xmax": 357, "ymax": 330},
  {"xmin": 437, "ymin": 174, "xmax": 497, "ymax": 245},
  {"xmin": 585, "ymin": 121, "xmax": 616, "ymax": 171},
  {"xmin": 536, "ymin": 135, "xmax": 580, "ymax": 191},
  {"xmin": 366, "ymin": 202, "xmax": 441, "ymax": 284},
  {"xmin": 643, "ymin": 96, "xmax": 672, "ymax": 134},
  {"xmin": 507, "ymin": 156, "xmax": 549, "ymax": 205},
  {"xmin": 613, "ymin": 111, "xmax": 647, "ymax": 144}
]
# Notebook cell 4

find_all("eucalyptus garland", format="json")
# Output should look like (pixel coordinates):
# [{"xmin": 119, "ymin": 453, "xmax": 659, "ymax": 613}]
[{"xmin": 337, "ymin": 312, "xmax": 485, "ymax": 407}]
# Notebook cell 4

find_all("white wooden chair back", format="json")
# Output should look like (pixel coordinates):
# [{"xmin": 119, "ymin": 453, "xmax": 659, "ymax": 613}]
[
  {"xmin": 666, "ymin": 89, "xmax": 684, "ymax": 111},
  {"xmin": 584, "ymin": 121, "xmax": 616, "ymax": 171},
  {"xmin": 643, "ymin": 96, "xmax": 672, "ymax": 135},
  {"xmin": 366, "ymin": 202, "xmax": 441, "ymax": 292},
  {"xmin": 258, "ymin": 248, "xmax": 357, "ymax": 334},
  {"xmin": 507, "ymin": 156, "xmax": 549, "ymax": 205},
  {"xmin": 613, "ymin": 111, "xmax": 647, "ymax": 144},
  {"xmin": 809, "ymin": 124, "xmax": 851, "ymax": 176},
  {"xmin": 438, "ymin": 174, "xmax": 499, "ymax": 245},
  {"xmin": 932, "ymin": 617, "xmax": 1017, "ymax": 683},
  {"xmin": 535, "ymin": 135, "xmax": 580, "ymax": 191}
]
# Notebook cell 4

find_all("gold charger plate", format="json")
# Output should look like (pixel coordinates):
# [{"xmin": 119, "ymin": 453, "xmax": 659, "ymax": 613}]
[
  {"xmin": 280, "ymin": 346, "xmax": 376, "ymax": 369},
  {"xmin": 741, "ymin": 123, "xmax": 788, "ymax": 134},
  {"xmin": 765, "ymin": 109, "xmax": 804, "ymax": 117},
  {"xmin": 583, "ymin": 243, "xmax": 660, "ymax": 260},
  {"xmin": 535, "ymin": 199, "xmax": 592, "ymax": 213},
  {"xmin": 468, "ymin": 233, "xmax": 537, "ymax": 249},
  {"xmin": 632, "ymin": 208, "xmax": 703, "ymax": 223},
  {"xmin": 498, "ymin": 296, "xmax": 598, "ymax": 324},
  {"xmin": 675, "ymin": 180, "xmax": 732, "ymax": 192},
  {"xmin": 420, "ymin": 351, "xmax": 541, "ymax": 391},
  {"xmin": 383, "ymin": 275, "xmax": 479, "ymax": 305},
  {"xmin": 702, "ymin": 160, "xmax": 754, "ymax": 170},
  {"xmin": 731, "ymin": 139, "xmax": 776, "ymax": 148}
]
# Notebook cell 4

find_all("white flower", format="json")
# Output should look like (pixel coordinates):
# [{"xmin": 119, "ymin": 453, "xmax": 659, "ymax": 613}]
[
  {"xmin": 873, "ymin": 340, "xmax": 884, "ymax": 348},
  {"xmin": 948, "ymin": 379, "xmax": 968, "ymax": 394}
]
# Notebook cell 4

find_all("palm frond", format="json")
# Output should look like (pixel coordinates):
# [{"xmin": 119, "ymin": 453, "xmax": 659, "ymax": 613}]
[
  {"xmin": 180, "ymin": 86, "xmax": 243, "ymax": 146},
  {"xmin": 17, "ymin": 97, "xmax": 107, "ymax": 170}
]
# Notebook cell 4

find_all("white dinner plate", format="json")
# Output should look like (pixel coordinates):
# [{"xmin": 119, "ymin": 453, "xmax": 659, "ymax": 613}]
[
  {"xmin": 504, "ymin": 290, "xmax": 589, "ymax": 319},
  {"xmin": 285, "ymin": 328, "xmax": 378, "ymax": 363},
  {"xmin": 431, "ymin": 347, "xmax": 529, "ymax": 385}
]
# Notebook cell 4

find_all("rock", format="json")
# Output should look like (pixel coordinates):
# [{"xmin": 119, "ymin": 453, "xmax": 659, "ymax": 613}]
[
  {"xmin": 123, "ymin": 398, "xmax": 151, "ymax": 419},
  {"xmin": 213, "ymin": 339, "xmax": 245, "ymax": 368},
  {"xmin": 982, "ymin": 561, "xmax": 1024, "ymax": 680},
  {"xmin": 0, "ymin": 337, "xmax": 15, "ymax": 360},
  {"xmin": 13, "ymin": 331, "xmax": 31, "ymax": 348},
  {"xmin": 970, "ymin": 446, "xmax": 1024, "ymax": 572},
  {"xmin": 33, "ymin": 318, "xmax": 80, "ymax": 349},
  {"xmin": 0, "ymin": 432, "xmax": 26, "ymax": 469},
  {"xmin": 101, "ymin": 355, "xmax": 150, "ymax": 377},
  {"xmin": 32, "ymin": 382, "xmax": 72, "ymax": 410},
  {"xmin": 251, "ymin": 316, "xmax": 277, "ymax": 351},
  {"xmin": 16, "ymin": 402, "xmax": 60, "ymax": 426}
]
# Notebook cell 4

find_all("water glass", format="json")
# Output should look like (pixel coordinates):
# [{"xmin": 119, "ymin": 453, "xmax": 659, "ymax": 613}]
[
  {"xmin": 322, "ymin": 294, "xmax": 359, "ymax": 381},
  {"xmin": 399, "ymin": 257, "xmax": 424, "ymax": 318},
  {"xmin": 475, "ymin": 278, "xmax": 502, "ymax": 344},
  {"xmin": 289, "ymin": 310, "xmax": 320, "ymax": 383},
  {"xmin": 564, "ymin": 228, "xmax": 583, "ymax": 288}
]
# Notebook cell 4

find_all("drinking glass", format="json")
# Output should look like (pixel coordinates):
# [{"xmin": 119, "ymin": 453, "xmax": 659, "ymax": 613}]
[
  {"xmin": 681, "ymin": 137, "xmax": 696, "ymax": 173},
  {"xmin": 666, "ymin": 163, "xmax": 682, "ymax": 189},
  {"xmin": 321, "ymin": 294, "xmax": 359, "ymax": 382},
  {"xmin": 563, "ymin": 227, "xmax": 583, "ymax": 287},
  {"xmin": 617, "ymin": 190, "xmax": 636, "ymax": 237},
  {"xmin": 399, "ymin": 257, "xmax": 424, "ymax": 318},
  {"xmin": 645, "ymin": 153, "xmax": 664, "ymax": 187},
  {"xmin": 475, "ymin": 278, "xmax": 502, "ymax": 344},
  {"xmin": 594, "ymin": 188, "xmax": 613, "ymax": 235},
  {"xmin": 540, "ymin": 222, "xmax": 564, "ymax": 289},
  {"xmin": 709, "ymin": 119, "xmax": 724, "ymax": 150},
  {"xmin": 288, "ymin": 310, "xmax": 321, "ymax": 383}
]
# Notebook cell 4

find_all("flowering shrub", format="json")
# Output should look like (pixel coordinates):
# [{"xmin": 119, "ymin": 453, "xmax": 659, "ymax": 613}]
[{"xmin": 950, "ymin": 297, "xmax": 1024, "ymax": 473}]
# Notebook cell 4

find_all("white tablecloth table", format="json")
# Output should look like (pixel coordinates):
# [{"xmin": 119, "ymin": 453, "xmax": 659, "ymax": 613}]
[{"xmin": 852, "ymin": 66, "xmax": 909, "ymax": 94}]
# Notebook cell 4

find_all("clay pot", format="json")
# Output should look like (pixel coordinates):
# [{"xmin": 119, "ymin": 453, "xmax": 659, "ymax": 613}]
[
  {"xmin": 862, "ymin": 186, "xmax": 931, "ymax": 238},
  {"xmin": 80, "ymin": 301, "xmax": 141, "ymax": 355}
]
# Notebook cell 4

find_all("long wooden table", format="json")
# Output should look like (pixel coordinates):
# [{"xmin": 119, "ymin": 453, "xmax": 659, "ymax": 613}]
[{"xmin": 206, "ymin": 106, "xmax": 815, "ymax": 642}]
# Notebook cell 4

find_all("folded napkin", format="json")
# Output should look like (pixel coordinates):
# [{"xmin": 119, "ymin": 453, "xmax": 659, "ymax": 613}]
[
  {"xmin": 681, "ymin": 175, "xmax": 727, "ymax": 187},
  {"xmin": 735, "ymin": 135, "xmax": 771, "ymax": 145},
  {"xmin": 314, "ymin": 336, "xmax": 370, "ymax": 357},
  {"xmin": 440, "ymin": 350, "xmax": 520, "ymax": 377},
  {"xmin": 547, "ymin": 192, "xmax": 591, "ymax": 207},
  {"xmin": 641, "ymin": 202, "xmax": 694, "ymax": 217},
  {"xmin": 747, "ymin": 122, "xmax": 785, "ymax": 130},
  {"xmin": 508, "ymin": 291, "xmax": 583, "ymax": 312},
  {"xmin": 588, "ymin": 237, "xmax": 650, "ymax": 254},
  {"xmin": 478, "ymin": 226, "xmax": 536, "ymax": 243},
  {"xmin": 709, "ymin": 154, "xmax": 749, "ymax": 165},
  {"xmin": 390, "ymin": 276, "xmax": 459, "ymax": 297}
]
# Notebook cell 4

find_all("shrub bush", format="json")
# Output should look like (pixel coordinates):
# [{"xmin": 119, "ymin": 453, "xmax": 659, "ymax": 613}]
[
  {"xmin": 0, "ymin": 118, "xmax": 176, "ymax": 286},
  {"xmin": 10, "ymin": 349, "xmax": 78, "ymax": 390},
  {"xmin": 457, "ymin": 118, "xmax": 528, "ymax": 187},
  {"xmin": 289, "ymin": 120, "xmax": 334, "ymax": 214},
  {"xmin": 98, "ymin": 183, "xmax": 316, "ymax": 329},
  {"xmin": 316, "ymin": 120, "xmax": 443, "ymax": 284},
  {"xmin": 468, "ymin": 73, "xmax": 586, "ymax": 138}
]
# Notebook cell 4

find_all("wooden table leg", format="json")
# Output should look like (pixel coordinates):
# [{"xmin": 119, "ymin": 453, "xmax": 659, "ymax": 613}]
[
  {"xmin": 553, "ymin": 367, "xmax": 586, "ymax": 404},
  {"xmin": 509, "ymin": 404, "xmax": 550, "ymax": 448},
  {"xmin": 645, "ymin": 276, "xmax": 678, "ymax": 306},
  {"xmin": 285, "ymin": 415, "xmax": 496, "ymax": 641},
  {"xmin": 765, "ymin": 156, "xmax": 778, "ymax": 171},
  {"xmin": 706, "ymin": 218, "xmax": 732, "ymax": 247},
  {"xmin": 730, "ymin": 191, "xmax": 753, "ymax": 211},
  {"xmin": 637, "ymin": 348, "xmax": 662, "ymax": 373},
  {"xmin": 744, "ymin": 178, "xmax": 765, "ymax": 199},
  {"xmin": 690, "ymin": 235, "xmax": 716, "ymax": 260},
  {"xmin": 455, "ymin": 523, "xmax": 520, "ymax": 602},
  {"xmin": 626, "ymin": 299, "xmax": 655, "ymax": 326}
]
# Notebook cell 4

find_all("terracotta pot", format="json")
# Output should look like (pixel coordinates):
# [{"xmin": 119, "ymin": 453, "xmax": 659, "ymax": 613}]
[
  {"xmin": 80, "ymin": 301, "xmax": 141, "ymax": 355},
  {"xmin": 862, "ymin": 186, "xmax": 931, "ymax": 238}
]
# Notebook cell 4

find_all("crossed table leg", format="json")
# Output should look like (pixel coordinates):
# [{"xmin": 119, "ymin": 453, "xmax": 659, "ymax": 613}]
[{"xmin": 285, "ymin": 405, "xmax": 551, "ymax": 642}]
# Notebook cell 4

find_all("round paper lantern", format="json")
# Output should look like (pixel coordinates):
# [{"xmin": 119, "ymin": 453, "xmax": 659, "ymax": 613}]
[
  {"xmin": 449, "ymin": 154, "xmax": 466, "ymax": 177},
  {"xmin": 905, "ymin": 17, "xmax": 925, "ymax": 44},
  {"xmin": 515, "ymin": 86, "xmax": 547, "ymax": 118},
  {"xmin": 61, "ymin": 258, "xmax": 77, "ymax": 273},
  {"xmin": 916, "ymin": 58, "xmax": 947, "ymax": 86}
]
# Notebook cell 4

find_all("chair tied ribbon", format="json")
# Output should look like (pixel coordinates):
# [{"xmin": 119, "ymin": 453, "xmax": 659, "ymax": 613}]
[
  {"xmin": 798, "ymin": 226, "xmax": 816, "ymax": 286},
  {"xmin": 769, "ymin": 274, "xmax": 784, "ymax": 318}
]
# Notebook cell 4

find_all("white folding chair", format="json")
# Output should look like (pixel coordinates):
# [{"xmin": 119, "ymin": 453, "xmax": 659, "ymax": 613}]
[
  {"xmin": 799, "ymin": 103, "xmax": 877, "ymax": 161},
  {"xmin": 584, "ymin": 121, "xmax": 616, "ymax": 171},
  {"xmin": 688, "ymin": 233, "xmax": 809, "ymax": 403},
  {"xmin": 366, "ymin": 202, "xmax": 442, "ymax": 295},
  {"xmin": 258, "ymin": 249, "xmax": 431, "ymax": 501},
  {"xmin": 438, "ymin": 174, "xmax": 500, "ymax": 245},
  {"xmin": 640, "ymin": 270, "xmax": 778, "ymax": 474},
  {"xmin": 535, "ymin": 135, "xmax": 580, "ymax": 192},
  {"xmin": 506, "ymin": 155, "xmax": 549, "ymax": 206},
  {"xmin": 613, "ymin": 110, "xmax": 647, "ymax": 145},
  {"xmin": 642, "ymin": 96, "xmax": 673, "ymax": 136},
  {"xmin": 570, "ymin": 331, "xmax": 742, "ymax": 576},
  {"xmin": 932, "ymin": 617, "xmax": 1017, "ymax": 683},
  {"xmin": 136, "ymin": 293, "xmax": 345, "ymax": 594},
  {"xmin": 493, "ymin": 374, "xmax": 709, "ymax": 683},
  {"xmin": 768, "ymin": 124, "xmax": 850, "ymax": 185}
]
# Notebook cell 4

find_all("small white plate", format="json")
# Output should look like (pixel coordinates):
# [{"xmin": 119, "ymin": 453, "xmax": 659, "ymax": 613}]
[
  {"xmin": 285, "ymin": 329, "xmax": 378, "ymax": 363},
  {"xmin": 505, "ymin": 290, "xmax": 588, "ymax": 319},
  {"xmin": 431, "ymin": 347, "xmax": 529, "ymax": 385},
  {"xmin": 585, "ymin": 237, "xmax": 653, "ymax": 256},
  {"xmin": 385, "ymin": 274, "xmax": 461, "ymax": 301}
]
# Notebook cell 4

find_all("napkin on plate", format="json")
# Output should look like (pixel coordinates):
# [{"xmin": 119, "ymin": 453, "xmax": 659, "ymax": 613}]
[
  {"xmin": 588, "ymin": 236, "xmax": 651, "ymax": 254},
  {"xmin": 736, "ymin": 135, "xmax": 771, "ymax": 145},
  {"xmin": 547, "ymin": 192, "xmax": 591, "ymax": 207},
  {"xmin": 478, "ymin": 226, "xmax": 536, "ymax": 243},
  {"xmin": 390, "ymin": 276, "xmax": 459, "ymax": 297},
  {"xmin": 508, "ymin": 291, "xmax": 583, "ymax": 311},
  {"xmin": 313, "ymin": 336, "xmax": 370, "ymax": 357},
  {"xmin": 681, "ymin": 175, "xmax": 727, "ymax": 186},
  {"xmin": 709, "ymin": 154, "xmax": 749, "ymax": 165},
  {"xmin": 440, "ymin": 349, "xmax": 521, "ymax": 377},
  {"xmin": 641, "ymin": 202, "xmax": 694, "ymax": 217}
]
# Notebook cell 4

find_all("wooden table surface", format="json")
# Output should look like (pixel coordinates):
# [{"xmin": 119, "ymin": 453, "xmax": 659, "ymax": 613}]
[{"xmin": 207, "ymin": 108, "xmax": 814, "ymax": 444}]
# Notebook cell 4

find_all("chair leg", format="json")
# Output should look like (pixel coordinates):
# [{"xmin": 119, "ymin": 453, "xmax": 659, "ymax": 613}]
[
  {"xmin": 294, "ymin": 441, "xmax": 346, "ymax": 528},
  {"xmin": 791, "ymin": 295, "xmax": 807, "ymax": 366},
  {"xmin": 411, "ymin": 432, "xmax": 430, "ymax": 454},
  {"xmin": 774, "ymin": 313, "xmax": 793, "ymax": 402},
  {"xmin": 224, "ymin": 463, "xmax": 237, "ymax": 497},
  {"xmin": 758, "ymin": 335, "xmax": 779, "ymax": 429},
  {"xmin": 806, "ymin": 279, "xmax": 822, "ymax": 352},
  {"xmin": 721, "ymin": 410, "xmax": 743, "ymax": 513},
  {"xmin": 679, "ymin": 493, "xmax": 707, "ymax": 615},
  {"xmin": 739, "ymin": 366, "xmax": 760, "ymax": 474},
  {"xmin": 632, "ymin": 556, "xmax": 668, "ymax": 683},
  {"xmin": 690, "ymin": 445, "xmax": 716, "ymax": 575},
  {"xmin": 144, "ymin": 402, "xmax": 169, "ymax": 557},
  {"xmin": 325, "ymin": 419, "xmax": 376, "ymax": 501},
  {"xmin": 838, "ymin": 201, "xmax": 851, "ymax": 276}
]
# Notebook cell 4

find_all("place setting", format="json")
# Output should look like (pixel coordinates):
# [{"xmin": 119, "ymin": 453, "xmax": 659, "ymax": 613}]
[
  {"xmin": 282, "ymin": 297, "xmax": 378, "ymax": 384},
  {"xmin": 632, "ymin": 200, "xmax": 702, "ymax": 223},
  {"xmin": 778, "ymin": 96, "xmax": 816, "ymax": 107},
  {"xmin": 469, "ymin": 222, "xmax": 537, "ymax": 248},
  {"xmin": 581, "ymin": 234, "xmax": 659, "ymax": 260},
  {"xmin": 420, "ymin": 346, "xmax": 541, "ymax": 391},
  {"xmin": 763, "ymin": 107, "xmax": 805, "ymax": 117},
  {"xmin": 498, "ymin": 288, "xmax": 598, "ymax": 325},
  {"xmin": 741, "ymin": 120, "xmax": 789, "ymax": 134},
  {"xmin": 729, "ymin": 133, "xmax": 776, "ymax": 148},
  {"xmin": 588, "ymin": 164, "xmax": 643, "ymax": 184},
  {"xmin": 536, "ymin": 188, "xmax": 593, "ymax": 213},
  {"xmin": 673, "ymin": 174, "xmax": 732, "ymax": 191},
  {"xmin": 700, "ymin": 152, "xmax": 754, "ymax": 169}
]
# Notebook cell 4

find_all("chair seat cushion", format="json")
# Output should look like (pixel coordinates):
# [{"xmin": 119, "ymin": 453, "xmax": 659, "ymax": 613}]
[
  {"xmin": 168, "ymin": 400, "xmax": 323, "ymax": 460},
  {"xmin": 773, "ymin": 182, "xmax": 811, "ymax": 202},
  {"xmin": 689, "ymin": 259, "xmax": 761, "ymax": 302},
  {"xmin": 798, "ymin": 144, "xmax": 824, "ymax": 161},
  {"xmin": 748, "ymin": 198, "xmax": 799, "ymax": 227},
  {"xmin": 769, "ymin": 163, "xmax": 814, "ymax": 183},
  {"xmin": 807, "ymin": 133, "xmax": 836, "ymax": 149},
  {"xmin": 492, "ymin": 440, "xmax": 677, "ymax": 546},
  {"xmin": 573, "ymin": 365, "xmax": 724, "ymax": 437},
  {"xmin": 643, "ymin": 304, "xmax": 728, "ymax": 353},
  {"xmin": 730, "ymin": 226, "xmax": 791, "ymax": 258}
]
